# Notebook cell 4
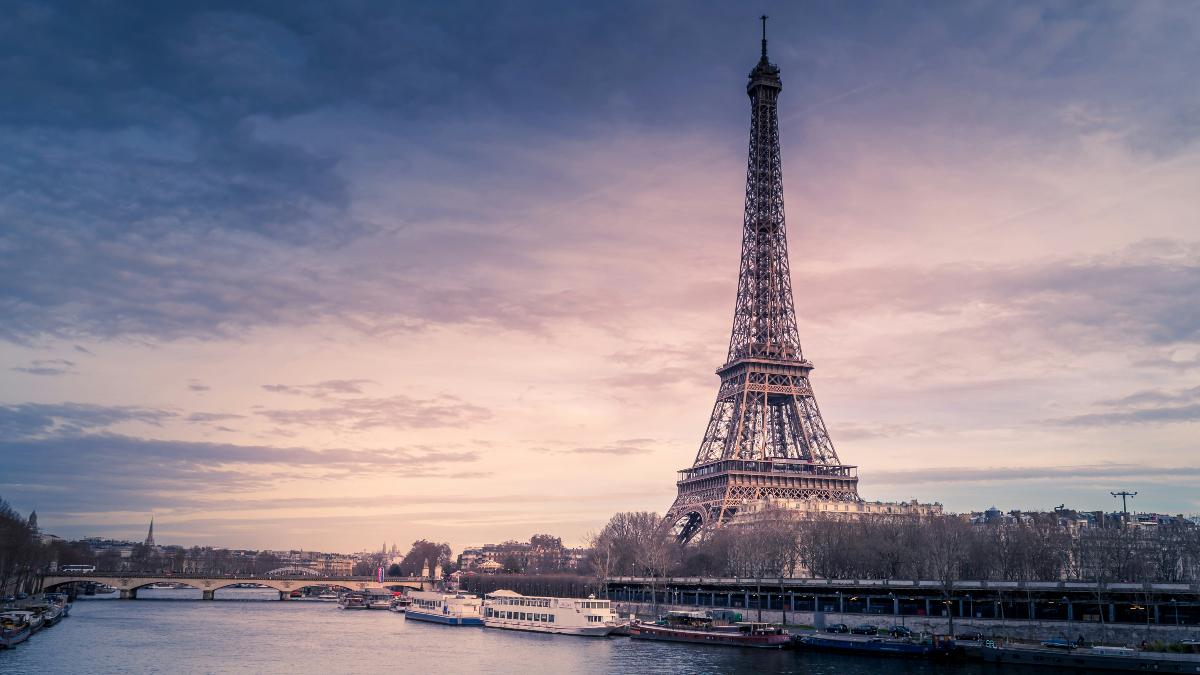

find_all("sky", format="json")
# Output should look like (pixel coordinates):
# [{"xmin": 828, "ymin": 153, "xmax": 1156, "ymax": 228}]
[{"xmin": 2, "ymin": 1, "xmax": 1198, "ymax": 553}]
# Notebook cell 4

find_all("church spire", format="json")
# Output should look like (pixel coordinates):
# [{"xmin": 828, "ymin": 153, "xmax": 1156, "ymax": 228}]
[{"xmin": 144, "ymin": 517, "xmax": 156, "ymax": 547}]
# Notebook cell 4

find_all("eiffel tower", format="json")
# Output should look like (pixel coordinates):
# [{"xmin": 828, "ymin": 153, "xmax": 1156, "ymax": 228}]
[{"xmin": 665, "ymin": 17, "xmax": 861, "ymax": 542}]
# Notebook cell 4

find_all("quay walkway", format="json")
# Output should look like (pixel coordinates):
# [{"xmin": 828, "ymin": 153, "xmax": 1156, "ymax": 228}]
[
  {"xmin": 38, "ymin": 572, "xmax": 431, "ymax": 600},
  {"xmin": 606, "ymin": 576, "xmax": 1200, "ymax": 628}
]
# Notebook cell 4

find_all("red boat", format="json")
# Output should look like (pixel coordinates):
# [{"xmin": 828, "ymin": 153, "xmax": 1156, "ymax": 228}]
[{"xmin": 629, "ymin": 611, "xmax": 790, "ymax": 649}]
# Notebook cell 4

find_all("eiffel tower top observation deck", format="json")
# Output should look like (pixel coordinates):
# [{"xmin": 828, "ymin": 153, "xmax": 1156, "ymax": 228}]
[{"xmin": 665, "ymin": 18, "xmax": 861, "ymax": 541}]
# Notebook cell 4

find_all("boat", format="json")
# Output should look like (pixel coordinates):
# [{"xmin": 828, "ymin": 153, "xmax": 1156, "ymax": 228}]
[
  {"xmin": 405, "ymin": 591, "xmax": 483, "ymax": 626},
  {"xmin": 389, "ymin": 596, "xmax": 412, "ymax": 613},
  {"xmin": 0, "ymin": 613, "xmax": 32, "ymax": 649},
  {"xmin": 1, "ymin": 610, "xmax": 43, "ymax": 635},
  {"xmin": 45, "ymin": 593, "xmax": 71, "ymax": 617},
  {"xmin": 338, "ymin": 592, "xmax": 369, "ymax": 610},
  {"xmin": 317, "ymin": 591, "xmax": 339, "ymax": 601},
  {"xmin": 628, "ymin": 611, "xmax": 790, "ymax": 649},
  {"xmin": 32, "ymin": 604, "xmax": 63, "ymax": 628},
  {"xmin": 481, "ymin": 590, "xmax": 624, "ymax": 637},
  {"xmin": 976, "ymin": 640, "xmax": 1200, "ymax": 672},
  {"xmin": 367, "ymin": 591, "xmax": 393, "ymax": 610},
  {"xmin": 148, "ymin": 583, "xmax": 176, "ymax": 590},
  {"xmin": 794, "ymin": 632, "xmax": 956, "ymax": 658}
]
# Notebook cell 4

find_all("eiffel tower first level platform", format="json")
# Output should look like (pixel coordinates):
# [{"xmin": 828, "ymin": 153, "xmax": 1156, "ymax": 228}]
[
  {"xmin": 669, "ymin": 458, "xmax": 860, "ymax": 542},
  {"xmin": 663, "ymin": 18, "xmax": 862, "ymax": 542}
]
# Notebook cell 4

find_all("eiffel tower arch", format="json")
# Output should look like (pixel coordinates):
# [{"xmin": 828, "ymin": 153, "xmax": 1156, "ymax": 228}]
[{"xmin": 665, "ymin": 18, "xmax": 861, "ymax": 543}]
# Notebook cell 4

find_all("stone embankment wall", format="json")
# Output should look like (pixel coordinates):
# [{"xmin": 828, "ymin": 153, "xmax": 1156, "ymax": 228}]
[{"xmin": 614, "ymin": 602, "xmax": 1200, "ymax": 645}]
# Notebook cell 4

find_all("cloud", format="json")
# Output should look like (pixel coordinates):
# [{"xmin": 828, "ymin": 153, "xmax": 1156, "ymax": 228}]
[
  {"xmin": 555, "ymin": 438, "xmax": 659, "ymax": 456},
  {"xmin": 1051, "ymin": 404, "xmax": 1200, "ymax": 427},
  {"xmin": 793, "ymin": 244, "xmax": 1200, "ymax": 351},
  {"xmin": 0, "ymin": 402, "xmax": 174, "ymax": 439},
  {"xmin": 257, "ymin": 393, "xmax": 490, "ymax": 432},
  {"xmin": 187, "ymin": 379, "xmax": 211, "ymax": 392},
  {"xmin": 1131, "ymin": 352, "xmax": 1200, "ymax": 372},
  {"xmin": 1097, "ymin": 385, "xmax": 1200, "ymax": 408},
  {"xmin": 1047, "ymin": 385, "xmax": 1200, "ymax": 427},
  {"xmin": 837, "ymin": 422, "xmax": 941, "ymax": 441},
  {"xmin": 871, "ymin": 463, "xmax": 1200, "ymax": 486},
  {"xmin": 185, "ymin": 412, "xmax": 244, "ymax": 423},
  {"xmin": 11, "ymin": 358, "xmax": 76, "ymax": 376},
  {"xmin": 0, "ymin": 432, "xmax": 482, "ymax": 514},
  {"xmin": 262, "ymin": 379, "xmax": 376, "ymax": 397}
]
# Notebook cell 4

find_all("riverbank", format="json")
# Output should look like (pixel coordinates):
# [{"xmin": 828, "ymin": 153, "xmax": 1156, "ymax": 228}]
[{"xmin": 614, "ymin": 601, "xmax": 1200, "ymax": 645}]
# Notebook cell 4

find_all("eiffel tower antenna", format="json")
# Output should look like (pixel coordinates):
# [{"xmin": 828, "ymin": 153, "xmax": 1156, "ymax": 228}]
[
  {"xmin": 665, "ymin": 19, "xmax": 861, "ymax": 542},
  {"xmin": 760, "ymin": 15, "xmax": 769, "ymax": 61}
]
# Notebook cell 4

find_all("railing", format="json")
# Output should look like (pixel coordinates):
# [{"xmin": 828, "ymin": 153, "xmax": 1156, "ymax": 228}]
[
  {"xmin": 679, "ymin": 459, "xmax": 857, "ymax": 481},
  {"xmin": 40, "ymin": 572, "xmax": 426, "ymax": 582}
]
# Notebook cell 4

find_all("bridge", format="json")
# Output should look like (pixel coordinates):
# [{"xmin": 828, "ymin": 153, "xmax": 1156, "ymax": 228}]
[{"xmin": 40, "ymin": 572, "xmax": 432, "ymax": 600}]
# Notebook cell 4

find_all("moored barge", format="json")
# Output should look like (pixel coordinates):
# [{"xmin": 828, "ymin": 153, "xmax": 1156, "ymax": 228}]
[
  {"xmin": 795, "ymin": 632, "xmax": 956, "ymax": 658},
  {"xmin": 629, "ymin": 611, "xmax": 789, "ymax": 649}
]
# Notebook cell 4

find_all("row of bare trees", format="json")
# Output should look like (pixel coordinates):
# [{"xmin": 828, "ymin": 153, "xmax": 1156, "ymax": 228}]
[{"xmin": 586, "ymin": 509, "xmax": 1200, "ymax": 587}]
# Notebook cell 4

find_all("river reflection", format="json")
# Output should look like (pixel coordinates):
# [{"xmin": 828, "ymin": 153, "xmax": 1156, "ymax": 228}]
[{"xmin": 3, "ymin": 588, "xmax": 999, "ymax": 674}]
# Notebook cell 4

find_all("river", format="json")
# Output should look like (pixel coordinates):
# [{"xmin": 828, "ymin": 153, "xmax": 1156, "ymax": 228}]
[{"xmin": 4, "ymin": 589, "xmax": 1003, "ymax": 674}]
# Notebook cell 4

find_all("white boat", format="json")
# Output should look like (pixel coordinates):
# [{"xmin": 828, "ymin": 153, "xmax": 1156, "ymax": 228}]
[
  {"xmin": 405, "ymin": 591, "xmax": 483, "ymax": 626},
  {"xmin": 482, "ymin": 591, "xmax": 623, "ymax": 636},
  {"xmin": 316, "ymin": 592, "xmax": 339, "ymax": 601},
  {"xmin": 389, "ymin": 596, "xmax": 412, "ymax": 613},
  {"xmin": 338, "ymin": 592, "xmax": 369, "ymax": 610},
  {"xmin": 367, "ymin": 592, "xmax": 393, "ymax": 610}
]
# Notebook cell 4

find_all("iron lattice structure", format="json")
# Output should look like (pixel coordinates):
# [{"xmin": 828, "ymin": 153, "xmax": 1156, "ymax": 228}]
[{"xmin": 665, "ymin": 19, "xmax": 861, "ymax": 542}]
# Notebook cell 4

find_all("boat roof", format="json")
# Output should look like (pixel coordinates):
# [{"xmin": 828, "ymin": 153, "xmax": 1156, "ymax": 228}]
[{"xmin": 487, "ymin": 589, "xmax": 524, "ymax": 597}]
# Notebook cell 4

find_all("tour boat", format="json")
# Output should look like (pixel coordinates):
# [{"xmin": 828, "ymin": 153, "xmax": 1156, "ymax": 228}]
[
  {"xmin": 367, "ymin": 593, "xmax": 393, "ymax": 610},
  {"xmin": 0, "ymin": 613, "xmax": 32, "ymax": 649},
  {"xmin": 338, "ymin": 592, "xmax": 369, "ymax": 610},
  {"xmin": 794, "ymin": 633, "xmax": 956, "ymax": 658},
  {"xmin": 317, "ymin": 591, "xmax": 339, "ymax": 601},
  {"xmin": 389, "ymin": 596, "xmax": 412, "ymax": 613},
  {"xmin": 482, "ymin": 590, "xmax": 623, "ymax": 637},
  {"xmin": 404, "ymin": 591, "xmax": 483, "ymax": 626},
  {"xmin": 629, "ymin": 611, "xmax": 790, "ymax": 649}
]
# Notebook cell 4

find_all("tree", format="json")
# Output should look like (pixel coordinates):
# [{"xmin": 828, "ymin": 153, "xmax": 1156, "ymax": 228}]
[
  {"xmin": 529, "ymin": 534, "xmax": 562, "ymax": 549},
  {"xmin": 399, "ymin": 539, "xmax": 452, "ymax": 576},
  {"xmin": 0, "ymin": 497, "xmax": 40, "ymax": 595}
]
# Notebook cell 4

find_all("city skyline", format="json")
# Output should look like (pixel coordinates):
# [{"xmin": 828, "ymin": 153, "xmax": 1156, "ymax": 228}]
[{"xmin": 3, "ymin": 2, "xmax": 1199, "ymax": 552}]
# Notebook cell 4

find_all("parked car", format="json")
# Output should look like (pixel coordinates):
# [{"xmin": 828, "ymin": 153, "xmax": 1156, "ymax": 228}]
[
  {"xmin": 851, "ymin": 624, "xmax": 878, "ymax": 635},
  {"xmin": 956, "ymin": 631, "xmax": 984, "ymax": 642},
  {"xmin": 887, "ymin": 625, "xmax": 912, "ymax": 638},
  {"xmin": 825, "ymin": 623, "xmax": 849, "ymax": 634}
]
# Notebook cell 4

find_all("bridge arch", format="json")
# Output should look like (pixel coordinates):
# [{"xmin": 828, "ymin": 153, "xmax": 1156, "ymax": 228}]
[
  {"xmin": 39, "ymin": 573, "xmax": 429, "ymax": 598},
  {"xmin": 264, "ymin": 567, "xmax": 321, "ymax": 577}
]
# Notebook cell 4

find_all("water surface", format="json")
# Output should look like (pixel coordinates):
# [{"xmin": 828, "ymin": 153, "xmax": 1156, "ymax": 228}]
[{"xmin": 4, "ymin": 589, "xmax": 1004, "ymax": 674}]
